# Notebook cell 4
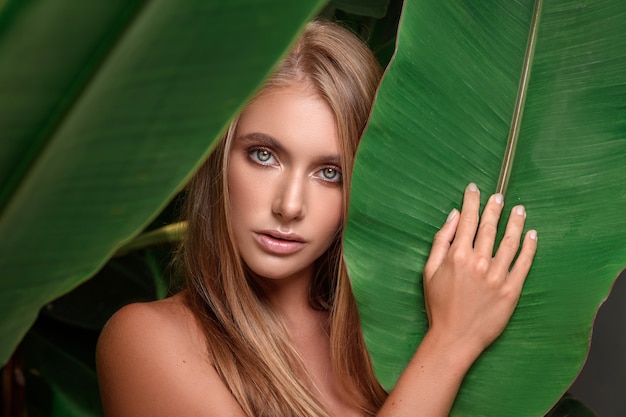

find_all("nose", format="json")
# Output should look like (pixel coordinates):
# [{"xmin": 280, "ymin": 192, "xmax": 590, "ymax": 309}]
[{"xmin": 272, "ymin": 172, "xmax": 305, "ymax": 221}]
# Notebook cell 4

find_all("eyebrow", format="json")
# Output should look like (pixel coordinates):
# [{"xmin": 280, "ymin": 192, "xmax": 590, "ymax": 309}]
[
  {"xmin": 236, "ymin": 132, "xmax": 342, "ymax": 166},
  {"xmin": 237, "ymin": 132, "xmax": 284, "ymax": 152}
]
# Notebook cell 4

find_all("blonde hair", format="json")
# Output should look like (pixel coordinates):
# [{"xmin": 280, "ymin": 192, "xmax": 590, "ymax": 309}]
[{"xmin": 181, "ymin": 19, "xmax": 386, "ymax": 416}]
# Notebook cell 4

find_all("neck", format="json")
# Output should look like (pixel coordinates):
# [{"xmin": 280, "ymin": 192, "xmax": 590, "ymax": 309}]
[
  {"xmin": 251, "ymin": 267, "xmax": 352, "ymax": 415},
  {"xmin": 252, "ymin": 265, "xmax": 316, "ymax": 320}
]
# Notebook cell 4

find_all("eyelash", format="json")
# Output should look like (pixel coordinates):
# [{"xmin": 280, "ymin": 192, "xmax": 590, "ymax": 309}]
[
  {"xmin": 246, "ymin": 147, "xmax": 342, "ymax": 184},
  {"xmin": 248, "ymin": 147, "xmax": 277, "ymax": 166},
  {"xmin": 318, "ymin": 167, "xmax": 342, "ymax": 184}
]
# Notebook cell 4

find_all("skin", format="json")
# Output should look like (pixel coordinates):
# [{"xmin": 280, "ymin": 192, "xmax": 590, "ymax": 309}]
[
  {"xmin": 226, "ymin": 85, "xmax": 356, "ymax": 414},
  {"xmin": 377, "ymin": 186, "xmax": 537, "ymax": 416},
  {"xmin": 227, "ymin": 86, "xmax": 344, "ymax": 304},
  {"xmin": 96, "ymin": 84, "xmax": 537, "ymax": 417}
]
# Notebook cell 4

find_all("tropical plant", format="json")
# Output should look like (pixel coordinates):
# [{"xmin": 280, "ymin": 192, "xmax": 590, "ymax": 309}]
[
  {"xmin": 1, "ymin": 0, "xmax": 623, "ymax": 416},
  {"xmin": 0, "ymin": 0, "xmax": 327, "ymax": 414},
  {"xmin": 0, "ymin": 0, "xmax": 401, "ymax": 415},
  {"xmin": 345, "ymin": 0, "xmax": 626, "ymax": 415}
]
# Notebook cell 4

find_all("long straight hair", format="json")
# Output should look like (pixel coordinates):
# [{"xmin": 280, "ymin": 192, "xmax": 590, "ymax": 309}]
[{"xmin": 180, "ymin": 19, "xmax": 386, "ymax": 416}]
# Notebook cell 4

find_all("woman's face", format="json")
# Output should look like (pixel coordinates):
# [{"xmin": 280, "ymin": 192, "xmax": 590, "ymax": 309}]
[{"xmin": 227, "ymin": 85, "xmax": 343, "ymax": 283}]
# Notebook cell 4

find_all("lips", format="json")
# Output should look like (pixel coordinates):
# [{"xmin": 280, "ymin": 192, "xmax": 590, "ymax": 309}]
[{"xmin": 255, "ymin": 230, "xmax": 306, "ymax": 255}]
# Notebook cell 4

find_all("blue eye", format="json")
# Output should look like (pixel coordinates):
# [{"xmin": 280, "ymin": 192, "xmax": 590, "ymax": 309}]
[
  {"xmin": 320, "ymin": 167, "xmax": 342, "ymax": 183},
  {"xmin": 249, "ymin": 148, "xmax": 276, "ymax": 165},
  {"xmin": 256, "ymin": 149, "xmax": 271, "ymax": 162}
]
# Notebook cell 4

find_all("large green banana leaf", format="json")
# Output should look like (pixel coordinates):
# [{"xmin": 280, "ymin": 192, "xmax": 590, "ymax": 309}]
[
  {"xmin": 0, "ymin": 0, "xmax": 325, "ymax": 364},
  {"xmin": 345, "ymin": 0, "xmax": 626, "ymax": 415}
]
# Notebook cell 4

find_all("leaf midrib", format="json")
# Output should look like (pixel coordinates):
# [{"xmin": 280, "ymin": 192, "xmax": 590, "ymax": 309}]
[{"xmin": 496, "ymin": 0, "xmax": 543, "ymax": 195}]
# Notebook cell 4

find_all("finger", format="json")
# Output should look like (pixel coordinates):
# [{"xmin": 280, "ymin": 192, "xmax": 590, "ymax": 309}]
[
  {"xmin": 423, "ymin": 208, "xmax": 459, "ymax": 280},
  {"xmin": 454, "ymin": 183, "xmax": 481, "ymax": 248},
  {"xmin": 473, "ymin": 193, "xmax": 504, "ymax": 257},
  {"xmin": 492, "ymin": 205, "xmax": 526, "ymax": 272},
  {"xmin": 508, "ymin": 230, "xmax": 538, "ymax": 293}
]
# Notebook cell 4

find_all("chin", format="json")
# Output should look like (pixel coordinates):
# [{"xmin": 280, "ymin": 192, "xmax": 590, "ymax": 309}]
[{"xmin": 244, "ymin": 258, "xmax": 314, "ymax": 283}]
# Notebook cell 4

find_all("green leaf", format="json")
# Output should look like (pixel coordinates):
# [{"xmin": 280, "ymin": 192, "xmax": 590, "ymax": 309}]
[
  {"xmin": 23, "ymin": 318, "xmax": 102, "ymax": 417},
  {"xmin": 330, "ymin": 0, "xmax": 391, "ymax": 18},
  {"xmin": 345, "ymin": 0, "xmax": 626, "ymax": 415},
  {"xmin": 0, "ymin": 0, "xmax": 325, "ymax": 365},
  {"xmin": 42, "ymin": 251, "xmax": 167, "ymax": 331},
  {"xmin": 113, "ymin": 221, "xmax": 185, "ymax": 257},
  {"xmin": 545, "ymin": 395, "xmax": 597, "ymax": 417}
]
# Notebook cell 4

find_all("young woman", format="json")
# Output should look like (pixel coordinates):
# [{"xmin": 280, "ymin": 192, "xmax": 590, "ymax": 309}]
[{"xmin": 96, "ymin": 20, "xmax": 537, "ymax": 417}]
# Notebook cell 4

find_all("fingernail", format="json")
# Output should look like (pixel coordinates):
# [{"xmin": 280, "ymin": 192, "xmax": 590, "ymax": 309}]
[
  {"xmin": 529, "ymin": 230, "xmax": 537, "ymax": 240},
  {"xmin": 516, "ymin": 205, "xmax": 526, "ymax": 216},
  {"xmin": 446, "ymin": 209, "xmax": 457, "ymax": 223},
  {"xmin": 468, "ymin": 183, "xmax": 478, "ymax": 192},
  {"xmin": 493, "ymin": 193, "xmax": 503, "ymax": 205}
]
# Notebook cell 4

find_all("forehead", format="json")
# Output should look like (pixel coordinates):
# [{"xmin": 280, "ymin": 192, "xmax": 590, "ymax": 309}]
[{"xmin": 235, "ymin": 85, "xmax": 341, "ymax": 158}]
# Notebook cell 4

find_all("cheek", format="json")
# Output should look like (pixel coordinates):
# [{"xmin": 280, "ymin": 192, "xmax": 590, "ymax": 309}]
[{"xmin": 312, "ymin": 189, "xmax": 344, "ymax": 237}]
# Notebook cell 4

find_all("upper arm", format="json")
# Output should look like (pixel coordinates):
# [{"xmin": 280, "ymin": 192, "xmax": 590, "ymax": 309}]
[{"xmin": 96, "ymin": 302, "xmax": 245, "ymax": 417}]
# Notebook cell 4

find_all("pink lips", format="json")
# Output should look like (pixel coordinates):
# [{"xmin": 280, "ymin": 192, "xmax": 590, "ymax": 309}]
[{"xmin": 255, "ymin": 231, "xmax": 305, "ymax": 255}]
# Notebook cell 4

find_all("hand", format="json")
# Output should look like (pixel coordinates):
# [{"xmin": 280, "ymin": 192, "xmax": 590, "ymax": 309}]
[{"xmin": 423, "ymin": 183, "xmax": 537, "ymax": 357}]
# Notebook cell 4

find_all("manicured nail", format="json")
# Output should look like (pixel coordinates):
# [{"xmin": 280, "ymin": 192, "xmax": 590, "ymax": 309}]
[
  {"xmin": 468, "ymin": 183, "xmax": 478, "ymax": 192},
  {"xmin": 515, "ymin": 205, "xmax": 526, "ymax": 216},
  {"xmin": 529, "ymin": 230, "xmax": 537, "ymax": 240},
  {"xmin": 446, "ymin": 209, "xmax": 458, "ymax": 223},
  {"xmin": 493, "ymin": 193, "xmax": 503, "ymax": 205}
]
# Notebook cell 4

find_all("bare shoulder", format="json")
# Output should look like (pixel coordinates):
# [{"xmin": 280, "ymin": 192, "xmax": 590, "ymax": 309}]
[
  {"xmin": 96, "ymin": 293, "xmax": 244, "ymax": 417},
  {"xmin": 97, "ymin": 293, "xmax": 202, "ymax": 356}
]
